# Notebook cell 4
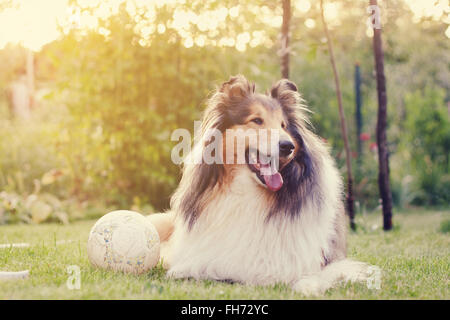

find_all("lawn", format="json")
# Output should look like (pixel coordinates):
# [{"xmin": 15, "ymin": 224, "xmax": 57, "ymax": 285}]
[{"xmin": 0, "ymin": 209, "xmax": 448, "ymax": 299}]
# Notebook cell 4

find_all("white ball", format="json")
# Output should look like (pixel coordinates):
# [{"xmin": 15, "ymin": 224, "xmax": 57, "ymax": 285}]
[{"xmin": 87, "ymin": 210, "xmax": 160, "ymax": 274}]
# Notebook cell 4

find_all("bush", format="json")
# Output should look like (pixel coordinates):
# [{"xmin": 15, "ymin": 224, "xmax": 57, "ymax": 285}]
[
  {"xmin": 440, "ymin": 219, "xmax": 450, "ymax": 234},
  {"xmin": 401, "ymin": 88, "xmax": 450, "ymax": 206},
  {"xmin": 0, "ymin": 191, "xmax": 69, "ymax": 225},
  {"xmin": 0, "ymin": 103, "xmax": 69, "ymax": 197}
]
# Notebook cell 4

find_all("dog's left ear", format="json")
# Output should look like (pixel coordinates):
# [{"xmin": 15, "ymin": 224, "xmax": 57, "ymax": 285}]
[
  {"xmin": 219, "ymin": 75, "xmax": 255, "ymax": 100},
  {"xmin": 270, "ymin": 79, "xmax": 301, "ymax": 108}
]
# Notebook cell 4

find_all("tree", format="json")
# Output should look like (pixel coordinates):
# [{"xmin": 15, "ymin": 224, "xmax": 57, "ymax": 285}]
[
  {"xmin": 26, "ymin": 50, "xmax": 34, "ymax": 108},
  {"xmin": 280, "ymin": 0, "xmax": 291, "ymax": 79},
  {"xmin": 370, "ymin": 0, "xmax": 393, "ymax": 230},
  {"xmin": 355, "ymin": 63, "xmax": 363, "ymax": 163},
  {"xmin": 320, "ymin": 0, "xmax": 356, "ymax": 230}
]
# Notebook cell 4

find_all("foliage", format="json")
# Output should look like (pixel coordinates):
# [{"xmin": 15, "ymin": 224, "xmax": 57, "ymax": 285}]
[
  {"xmin": 0, "ymin": 104, "xmax": 67, "ymax": 198},
  {"xmin": 400, "ymin": 88, "xmax": 450, "ymax": 206},
  {"xmin": 0, "ymin": 191, "xmax": 69, "ymax": 225},
  {"xmin": 440, "ymin": 219, "xmax": 450, "ymax": 234}
]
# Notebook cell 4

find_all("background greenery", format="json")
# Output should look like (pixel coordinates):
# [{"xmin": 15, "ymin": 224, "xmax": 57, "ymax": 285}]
[{"xmin": 0, "ymin": 0, "xmax": 449, "ymax": 225}]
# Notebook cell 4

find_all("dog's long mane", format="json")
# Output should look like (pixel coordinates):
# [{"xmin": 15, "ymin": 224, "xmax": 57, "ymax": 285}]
[{"xmin": 171, "ymin": 75, "xmax": 329, "ymax": 228}]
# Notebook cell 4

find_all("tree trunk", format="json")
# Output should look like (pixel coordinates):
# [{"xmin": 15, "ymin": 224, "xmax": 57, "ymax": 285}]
[
  {"xmin": 320, "ymin": 0, "xmax": 356, "ymax": 230},
  {"xmin": 26, "ymin": 49, "xmax": 34, "ymax": 108},
  {"xmin": 370, "ymin": 0, "xmax": 393, "ymax": 231},
  {"xmin": 355, "ymin": 63, "xmax": 363, "ymax": 163},
  {"xmin": 281, "ymin": 0, "xmax": 291, "ymax": 79}
]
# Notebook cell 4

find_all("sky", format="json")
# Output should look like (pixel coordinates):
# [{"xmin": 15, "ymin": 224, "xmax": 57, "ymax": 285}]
[
  {"xmin": 0, "ymin": 0, "xmax": 448, "ymax": 52},
  {"xmin": 0, "ymin": 0, "xmax": 69, "ymax": 51}
]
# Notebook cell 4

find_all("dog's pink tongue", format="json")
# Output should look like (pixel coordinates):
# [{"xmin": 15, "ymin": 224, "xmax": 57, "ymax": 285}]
[{"xmin": 262, "ymin": 171, "xmax": 283, "ymax": 192}]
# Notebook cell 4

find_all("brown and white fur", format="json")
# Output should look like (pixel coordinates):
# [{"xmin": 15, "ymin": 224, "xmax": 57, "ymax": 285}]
[{"xmin": 149, "ymin": 75, "xmax": 371, "ymax": 296}]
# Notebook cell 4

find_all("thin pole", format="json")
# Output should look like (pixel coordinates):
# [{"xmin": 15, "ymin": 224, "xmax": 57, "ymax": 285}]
[
  {"xmin": 281, "ymin": 0, "xmax": 291, "ymax": 79},
  {"xmin": 320, "ymin": 0, "xmax": 356, "ymax": 230}
]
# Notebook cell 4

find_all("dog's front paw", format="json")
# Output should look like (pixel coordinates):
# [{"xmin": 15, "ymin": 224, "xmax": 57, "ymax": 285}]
[
  {"xmin": 166, "ymin": 268, "xmax": 188, "ymax": 279},
  {"xmin": 339, "ymin": 260, "xmax": 372, "ymax": 283},
  {"xmin": 293, "ymin": 276, "xmax": 325, "ymax": 296}
]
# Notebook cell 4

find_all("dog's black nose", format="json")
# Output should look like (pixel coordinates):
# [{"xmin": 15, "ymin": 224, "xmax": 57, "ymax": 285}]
[{"xmin": 279, "ymin": 140, "xmax": 295, "ymax": 157}]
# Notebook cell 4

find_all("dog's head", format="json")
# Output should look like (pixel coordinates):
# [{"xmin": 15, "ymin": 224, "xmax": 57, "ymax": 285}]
[
  {"xmin": 200, "ymin": 75, "xmax": 312, "ymax": 191},
  {"xmin": 176, "ymin": 75, "xmax": 317, "ymax": 227}
]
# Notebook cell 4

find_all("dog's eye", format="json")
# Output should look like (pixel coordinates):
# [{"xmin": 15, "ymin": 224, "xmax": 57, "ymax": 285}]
[
  {"xmin": 281, "ymin": 122, "xmax": 286, "ymax": 129},
  {"xmin": 251, "ymin": 118, "xmax": 263, "ymax": 125}
]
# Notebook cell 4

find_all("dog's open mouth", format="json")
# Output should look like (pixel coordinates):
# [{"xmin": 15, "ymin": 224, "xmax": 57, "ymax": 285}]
[{"xmin": 246, "ymin": 149, "xmax": 283, "ymax": 192}]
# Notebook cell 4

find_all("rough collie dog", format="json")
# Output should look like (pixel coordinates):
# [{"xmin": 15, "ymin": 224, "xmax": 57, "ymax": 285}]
[{"xmin": 149, "ymin": 75, "xmax": 371, "ymax": 295}]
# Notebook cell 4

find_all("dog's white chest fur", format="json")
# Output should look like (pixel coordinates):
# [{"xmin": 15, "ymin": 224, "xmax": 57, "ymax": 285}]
[{"xmin": 164, "ymin": 170, "xmax": 336, "ymax": 286}]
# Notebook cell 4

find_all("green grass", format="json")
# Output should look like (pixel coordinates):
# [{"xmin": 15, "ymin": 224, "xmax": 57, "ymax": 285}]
[{"xmin": 0, "ymin": 209, "xmax": 449, "ymax": 299}]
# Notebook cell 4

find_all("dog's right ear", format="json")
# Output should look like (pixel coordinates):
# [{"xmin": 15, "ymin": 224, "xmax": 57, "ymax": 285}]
[
  {"xmin": 270, "ymin": 79, "xmax": 300, "ymax": 108},
  {"xmin": 219, "ymin": 75, "xmax": 255, "ymax": 100}
]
